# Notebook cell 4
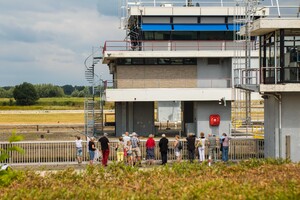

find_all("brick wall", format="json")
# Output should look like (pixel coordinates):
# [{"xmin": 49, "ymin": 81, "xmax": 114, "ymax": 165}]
[{"xmin": 116, "ymin": 65, "xmax": 197, "ymax": 88}]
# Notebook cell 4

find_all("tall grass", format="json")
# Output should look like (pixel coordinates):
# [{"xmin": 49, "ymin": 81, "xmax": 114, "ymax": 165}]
[{"xmin": 0, "ymin": 159, "xmax": 299, "ymax": 199}]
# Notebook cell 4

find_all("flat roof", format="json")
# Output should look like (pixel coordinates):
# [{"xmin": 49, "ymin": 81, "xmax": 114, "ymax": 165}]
[
  {"xmin": 240, "ymin": 18, "xmax": 300, "ymax": 36},
  {"xmin": 129, "ymin": 6, "xmax": 268, "ymax": 17}
]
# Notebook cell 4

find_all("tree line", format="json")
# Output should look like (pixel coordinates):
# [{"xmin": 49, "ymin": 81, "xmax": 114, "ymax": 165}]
[{"xmin": 0, "ymin": 82, "xmax": 97, "ymax": 105}]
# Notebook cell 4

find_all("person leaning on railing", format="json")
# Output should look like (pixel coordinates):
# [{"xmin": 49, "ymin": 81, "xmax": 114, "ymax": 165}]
[
  {"xmin": 208, "ymin": 134, "xmax": 217, "ymax": 163},
  {"xmin": 75, "ymin": 136, "xmax": 83, "ymax": 164},
  {"xmin": 99, "ymin": 133, "xmax": 110, "ymax": 167},
  {"xmin": 221, "ymin": 133, "xmax": 231, "ymax": 162}
]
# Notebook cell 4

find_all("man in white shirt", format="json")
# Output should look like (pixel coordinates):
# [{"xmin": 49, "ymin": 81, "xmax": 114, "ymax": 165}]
[
  {"xmin": 123, "ymin": 131, "xmax": 131, "ymax": 145},
  {"xmin": 75, "ymin": 136, "xmax": 83, "ymax": 164}
]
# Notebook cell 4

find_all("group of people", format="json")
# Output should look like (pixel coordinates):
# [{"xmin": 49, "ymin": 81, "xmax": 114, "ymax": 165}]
[
  {"xmin": 75, "ymin": 131, "xmax": 231, "ymax": 166},
  {"xmin": 186, "ymin": 132, "xmax": 231, "ymax": 163}
]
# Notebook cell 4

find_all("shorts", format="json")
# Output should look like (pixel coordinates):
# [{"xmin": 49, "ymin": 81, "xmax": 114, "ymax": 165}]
[
  {"xmin": 76, "ymin": 148, "xmax": 83, "ymax": 157},
  {"xmin": 132, "ymin": 147, "xmax": 141, "ymax": 157},
  {"xmin": 175, "ymin": 151, "xmax": 181, "ymax": 157},
  {"xmin": 89, "ymin": 150, "xmax": 95, "ymax": 160}
]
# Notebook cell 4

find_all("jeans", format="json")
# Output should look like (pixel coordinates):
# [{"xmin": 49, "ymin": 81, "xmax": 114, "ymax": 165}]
[{"xmin": 222, "ymin": 146, "xmax": 229, "ymax": 162}]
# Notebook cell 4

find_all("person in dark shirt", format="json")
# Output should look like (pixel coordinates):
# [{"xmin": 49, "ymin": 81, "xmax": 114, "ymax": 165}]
[
  {"xmin": 159, "ymin": 134, "xmax": 169, "ymax": 165},
  {"xmin": 99, "ymin": 133, "xmax": 110, "ymax": 167},
  {"xmin": 88, "ymin": 137, "xmax": 96, "ymax": 165},
  {"xmin": 186, "ymin": 133, "xmax": 196, "ymax": 163}
]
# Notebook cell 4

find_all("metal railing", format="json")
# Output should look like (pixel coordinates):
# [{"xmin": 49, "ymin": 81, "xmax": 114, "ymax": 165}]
[
  {"xmin": 108, "ymin": 78, "xmax": 232, "ymax": 89},
  {"xmin": 0, "ymin": 138, "xmax": 264, "ymax": 165},
  {"xmin": 103, "ymin": 40, "xmax": 257, "ymax": 52},
  {"xmin": 261, "ymin": 67, "xmax": 300, "ymax": 84}
]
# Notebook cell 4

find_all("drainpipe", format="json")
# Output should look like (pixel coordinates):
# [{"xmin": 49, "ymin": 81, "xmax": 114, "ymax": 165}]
[{"xmin": 278, "ymin": 94, "xmax": 282, "ymax": 158}]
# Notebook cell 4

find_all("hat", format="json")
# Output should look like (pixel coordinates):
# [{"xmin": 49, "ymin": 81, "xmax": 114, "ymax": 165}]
[
  {"xmin": 132, "ymin": 132, "xmax": 137, "ymax": 136},
  {"xmin": 162, "ymin": 134, "xmax": 166, "ymax": 137}
]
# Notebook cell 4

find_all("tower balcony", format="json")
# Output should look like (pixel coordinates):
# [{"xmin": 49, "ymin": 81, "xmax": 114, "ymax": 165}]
[{"xmin": 102, "ymin": 40, "xmax": 258, "ymax": 63}]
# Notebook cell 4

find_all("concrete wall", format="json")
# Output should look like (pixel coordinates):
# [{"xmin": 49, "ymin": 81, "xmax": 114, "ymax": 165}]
[
  {"xmin": 264, "ymin": 96, "xmax": 277, "ymax": 158},
  {"xmin": 194, "ymin": 101, "xmax": 231, "ymax": 137},
  {"xmin": 115, "ymin": 102, "xmax": 154, "ymax": 137},
  {"xmin": 197, "ymin": 58, "xmax": 231, "ymax": 88},
  {"xmin": 116, "ymin": 65, "xmax": 197, "ymax": 88},
  {"xmin": 264, "ymin": 93, "xmax": 300, "ymax": 162}
]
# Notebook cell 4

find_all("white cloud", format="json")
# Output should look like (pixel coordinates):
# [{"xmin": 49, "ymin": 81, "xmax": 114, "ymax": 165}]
[{"xmin": 0, "ymin": 0, "xmax": 124, "ymax": 86}]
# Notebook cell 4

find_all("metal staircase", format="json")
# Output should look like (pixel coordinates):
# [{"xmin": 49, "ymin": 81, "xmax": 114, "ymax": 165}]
[
  {"xmin": 232, "ymin": 0, "xmax": 262, "ymax": 136},
  {"xmin": 84, "ymin": 49, "xmax": 104, "ymax": 137}
]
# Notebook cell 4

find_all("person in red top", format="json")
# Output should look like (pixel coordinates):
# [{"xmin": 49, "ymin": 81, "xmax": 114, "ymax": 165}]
[{"xmin": 146, "ymin": 134, "xmax": 156, "ymax": 165}]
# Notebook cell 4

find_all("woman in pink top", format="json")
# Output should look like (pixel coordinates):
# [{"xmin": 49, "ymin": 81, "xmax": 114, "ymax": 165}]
[{"xmin": 222, "ymin": 133, "xmax": 230, "ymax": 162}]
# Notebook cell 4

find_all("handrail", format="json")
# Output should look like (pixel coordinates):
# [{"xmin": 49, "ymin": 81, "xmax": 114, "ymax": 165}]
[
  {"xmin": 105, "ymin": 78, "xmax": 232, "ymax": 89},
  {"xmin": 0, "ymin": 138, "xmax": 264, "ymax": 165},
  {"xmin": 103, "ymin": 40, "xmax": 257, "ymax": 52}
]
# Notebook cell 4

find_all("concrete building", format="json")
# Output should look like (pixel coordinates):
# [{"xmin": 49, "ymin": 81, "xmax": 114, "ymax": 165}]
[
  {"xmin": 245, "ymin": 18, "xmax": 300, "ymax": 161},
  {"xmin": 101, "ymin": 0, "xmax": 266, "ymax": 137}
]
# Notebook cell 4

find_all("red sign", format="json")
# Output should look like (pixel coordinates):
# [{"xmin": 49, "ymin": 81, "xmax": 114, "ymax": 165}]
[{"xmin": 209, "ymin": 114, "xmax": 220, "ymax": 126}]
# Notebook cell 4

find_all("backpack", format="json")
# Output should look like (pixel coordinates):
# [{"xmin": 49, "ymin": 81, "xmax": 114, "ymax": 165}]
[
  {"xmin": 178, "ymin": 141, "xmax": 182, "ymax": 150},
  {"xmin": 197, "ymin": 139, "xmax": 203, "ymax": 148}
]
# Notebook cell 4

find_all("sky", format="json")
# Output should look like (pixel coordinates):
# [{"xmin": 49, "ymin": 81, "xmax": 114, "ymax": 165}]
[
  {"xmin": 0, "ymin": 0, "xmax": 298, "ymax": 87},
  {"xmin": 0, "ymin": 0, "xmax": 123, "ymax": 87}
]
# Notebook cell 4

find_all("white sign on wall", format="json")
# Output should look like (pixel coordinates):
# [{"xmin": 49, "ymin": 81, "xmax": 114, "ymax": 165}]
[{"xmin": 157, "ymin": 101, "xmax": 181, "ymax": 122}]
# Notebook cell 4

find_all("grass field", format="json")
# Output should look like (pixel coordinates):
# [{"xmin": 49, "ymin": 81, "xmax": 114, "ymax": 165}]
[
  {"xmin": 0, "ymin": 97, "xmax": 114, "ymax": 110},
  {"xmin": 0, "ymin": 113, "xmax": 84, "ymax": 124},
  {"xmin": 0, "ymin": 159, "xmax": 299, "ymax": 199}
]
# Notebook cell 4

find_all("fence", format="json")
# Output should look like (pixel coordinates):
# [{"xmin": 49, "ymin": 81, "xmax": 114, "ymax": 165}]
[{"xmin": 0, "ymin": 138, "xmax": 264, "ymax": 165}]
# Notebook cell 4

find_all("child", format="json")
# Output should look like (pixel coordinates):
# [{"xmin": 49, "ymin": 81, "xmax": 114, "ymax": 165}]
[
  {"xmin": 116, "ymin": 137, "xmax": 125, "ymax": 162},
  {"xmin": 126, "ymin": 140, "xmax": 133, "ymax": 166}
]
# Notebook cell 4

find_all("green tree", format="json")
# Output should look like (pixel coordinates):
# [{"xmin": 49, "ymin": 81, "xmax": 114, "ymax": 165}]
[
  {"xmin": 35, "ymin": 84, "xmax": 65, "ymax": 98},
  {"xmin": 13, "ymin": 82, "xmax": 39, "ymax": 105},
  {"xmin": 62, "ymin": 85, "xmax": 74, "ymax": 96},
  {"xmin": 0, "ymin": 87, "xmax": 14, "ymax": 98},
  {"xmin": 71, "ymin": 89, "xmax": 80, "ymax": 97}
]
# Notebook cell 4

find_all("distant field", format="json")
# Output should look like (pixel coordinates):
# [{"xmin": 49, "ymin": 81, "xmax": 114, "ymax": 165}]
[
  {"xmin": 0, "ymin": 97, "xmax": 114, "ymax": 110},
  {"xmin": 0, "ymin": 113, "xmax": 84, "ymax": 124}
]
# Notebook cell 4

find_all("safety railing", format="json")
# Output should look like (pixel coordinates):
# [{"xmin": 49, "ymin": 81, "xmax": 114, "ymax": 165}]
[
  {"xmin": 261, "ymin": 67, "xmax": 300, "ymax": 84},
  {"xmin": 108, "ymin": 78, "xmax": 232, "ymax": 89},
  {"xmin": 0, "ymin": 138, "xmax": 264, "ymax": 165},
  {"xmin": 103, "ymin": 40, "xmax": 257, "ymax": 52}
]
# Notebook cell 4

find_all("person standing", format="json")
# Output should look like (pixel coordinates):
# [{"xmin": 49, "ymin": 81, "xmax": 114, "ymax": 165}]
[
  {"xmin": 131, "ymin": 132, "xmax": 141, "ymax": 166},
  {"xmin": 197, "ymin": 132, "xmax": 206, "ymax": 162},
  {"xmin": 99, "ymin": 133, "xmax": 110, "ymax": 167},
  {"xmin": 88, "ymin": 137, "xmax": 96, "ymax": 165},
  {"xmin": 222, "ymin": 133, "xmax": 230, "ymax": 162},
  {"xmin": 146, "ymin": 134, "xmax": 156, "ymax": 165},
  {"xmin": 208, "ymin": 134, "xmax": 217, "ymax": 163},
  {"xmin": 75, "ymin": 136, "xmax": 83, "ymax": 164},
  {"xmin": 173, "ymin": 135, "xmax": 182, "ymax": 162},
  {"xmin": 123, "ymin": 132, "xmax": 131, "ymax": 145},
  {"xmin": 116, "ymin": 137, "xmax": 125, "ymax": 162},
  {"xmin": 159, "ymin": 134, "xmax": 169, "ymax": 165},
  {"xmin": 186, "ymin": 133, "xmax": 196, "ymax": 163}
]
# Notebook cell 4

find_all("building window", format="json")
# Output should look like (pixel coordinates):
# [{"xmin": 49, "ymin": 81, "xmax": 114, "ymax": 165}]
[
  {"xmin": 208, "ymin": 58, "xmax": 220, "ymax": 65},
  {"xmin": 116, "ymin": 58, "xmax": 197, "ymax": 65},
  {"xmin": 158, "ymin": 58, "xmax": 171, "ymax": 65},
  {"xmin": 184, "ymin": 58, "xmax": 197, "ymax": 65},
  {"xmin": 132, "ymin": 58, "xmax": 144, "ymax": 65},
  {"xmin": 172, "ymin": 32, "xmax": 197, "ymax": 40},
  {"xmin": 145, "ymin": 58, "xmax": 158, "ymax": 65}
]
